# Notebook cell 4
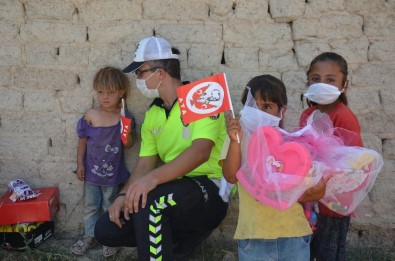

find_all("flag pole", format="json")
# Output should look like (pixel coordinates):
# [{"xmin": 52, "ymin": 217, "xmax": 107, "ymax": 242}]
[
  {"xmin": 121, "ymin": 98, "xmax": 125, "ymax": 117},
  {"xmin": 223, "ymin": 73, "xmax": 240, "ymax": 144}
]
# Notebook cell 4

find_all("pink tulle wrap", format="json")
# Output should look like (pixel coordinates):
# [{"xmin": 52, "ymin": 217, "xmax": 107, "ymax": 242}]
[{"xmin": 236, "ymin": 109, "xmax": 383, "ymax": 214}]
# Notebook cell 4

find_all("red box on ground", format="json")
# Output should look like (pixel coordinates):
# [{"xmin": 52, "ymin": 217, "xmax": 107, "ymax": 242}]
[{"xmin": 0, "ymin": 187, "xmax": 59, "ymax": 225}]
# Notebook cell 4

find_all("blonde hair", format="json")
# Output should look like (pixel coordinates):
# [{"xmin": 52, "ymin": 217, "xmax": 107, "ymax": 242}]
[{"xmin": 93, "ymin": 66, "xmax": 130, "ymax": 100}]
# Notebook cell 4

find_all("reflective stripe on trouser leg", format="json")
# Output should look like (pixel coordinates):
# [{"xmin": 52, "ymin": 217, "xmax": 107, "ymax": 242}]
[{"xmin": 149, "ymin": 193, "xmax": 177, "ymax": 261}]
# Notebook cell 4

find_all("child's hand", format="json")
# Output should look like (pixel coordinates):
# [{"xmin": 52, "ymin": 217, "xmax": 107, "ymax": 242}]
[
  {"xmin": 226, "ymin": 113, "xmax": 242, "ymax": 143},
  {"xmin": 76, "ymin": 165, "xmax": 85, "ymax": 181},
  {"xmin": 298, "ymin": 177, "xmax": 327, "ymax": 203},
  {"xmin": 123, "ymin": 126, "xmax": 134, "ymax": 149}
]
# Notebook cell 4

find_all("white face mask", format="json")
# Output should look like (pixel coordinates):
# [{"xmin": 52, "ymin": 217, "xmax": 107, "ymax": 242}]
[
  {"xmin": 240, "ymin": 106, "xmax": 282, "ymax": 133},
  {"xmin": 135, "ymin": 70, "xmax": 162, "ymax": 98},
  {"xmin": 240, "ymin": 88, "xmax": 282, "ymax": 132},
  {"xmin": 304, "ymin": 83, "xmax": 343, "ymax": 105}
]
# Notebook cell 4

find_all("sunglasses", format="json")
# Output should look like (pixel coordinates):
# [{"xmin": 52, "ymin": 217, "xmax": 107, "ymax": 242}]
[{"xmin": 134, "ymin": 67, "xmax": 162, "ymax": 77}]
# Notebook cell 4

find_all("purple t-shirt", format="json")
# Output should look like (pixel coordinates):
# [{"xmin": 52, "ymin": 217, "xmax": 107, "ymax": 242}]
[{"xmin": 76, "ymin": 109, "xmax": 133, "ymax": 186}]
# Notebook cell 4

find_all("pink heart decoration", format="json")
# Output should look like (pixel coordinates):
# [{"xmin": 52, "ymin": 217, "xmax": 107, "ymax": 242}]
[{"xmin": 237, "ymin": 126, "xmax": 312, "ymax": 209}]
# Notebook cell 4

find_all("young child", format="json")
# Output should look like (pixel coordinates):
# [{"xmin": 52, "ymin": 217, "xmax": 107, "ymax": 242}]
[
  {"xmin": 71, "ymin": 66, "xmax": 135, "ymax": 257},
  {"xmin": 299, "ymin": 52, "xmax": 363, "ymax": 261},
  {"xmin": 222, "ymin": 75, "xmax": 312, "ymax": 261}
]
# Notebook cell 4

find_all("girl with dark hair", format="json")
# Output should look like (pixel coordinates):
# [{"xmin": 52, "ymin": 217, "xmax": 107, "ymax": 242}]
[
  {"xmin": 299, "ymin": 52, "xmax": 363, "ymax": 261},
  {"xmin": 222, "ymin": 75, "xmax": 312, "ymax": 261}
]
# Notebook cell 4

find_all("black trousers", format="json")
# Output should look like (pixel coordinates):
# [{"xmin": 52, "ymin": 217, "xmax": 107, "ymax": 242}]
[
  {"xmin": 311, "ymin": 215, "xmax": 351, "ymax": 261},
  {"xmin": 94, "ymin": 176, "xmax": 228, "ymax": 261}
]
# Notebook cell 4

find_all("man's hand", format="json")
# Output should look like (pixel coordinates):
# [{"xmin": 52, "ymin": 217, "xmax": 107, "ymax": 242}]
[
  {"xmin": 124, "ymin": 174, "xmax": 158, "ymax": 214},
  {"xmin": 299, "ymin": 178, "xmax": 327, "ymax": 203},
  {"xmin": 108, "ymin": 196, "xmax": 126, "ymax": 228}
]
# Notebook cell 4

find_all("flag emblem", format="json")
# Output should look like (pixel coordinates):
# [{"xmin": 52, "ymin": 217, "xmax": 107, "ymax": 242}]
[
  {"xmin": 187, "ymin": 82, "xmax": 224, "ymax": 113},
  {"xmin": 177, "ymin": 73, "xmax": 233, "ymax": 124}
]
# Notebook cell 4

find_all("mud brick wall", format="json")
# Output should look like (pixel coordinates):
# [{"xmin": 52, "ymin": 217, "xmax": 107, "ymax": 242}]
[{"xmin": 0, "ymin": 0, "xmax": 394, "ymax": 250}]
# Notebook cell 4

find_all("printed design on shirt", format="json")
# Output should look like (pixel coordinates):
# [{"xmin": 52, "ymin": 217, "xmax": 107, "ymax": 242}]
[
  {"xmin": 182, "ymin": 124, "xmax": 190, "ymax": 140},
  {"xmin": 105, "ymin": 144, "xmax": 119, "ymax": 154},
  {"xmin": 149, "ymin": 193, "xmax": 177, "ymax": 261},
  {"xmin": 151, "ymin": 126, "xmax": 162, "ymax": 136},
  {"xmin": 209, "ymin": 113, "xmax": 220, "ymax": 120},
  {"xmin": 88, "ymin": 143, "xmax": 120, "ymax": 177}
]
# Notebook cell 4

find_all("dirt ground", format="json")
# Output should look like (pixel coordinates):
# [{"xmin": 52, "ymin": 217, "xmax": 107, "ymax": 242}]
[{"xmin": 0, "ymin": 232, "xmax": 394, "ymax": 261}]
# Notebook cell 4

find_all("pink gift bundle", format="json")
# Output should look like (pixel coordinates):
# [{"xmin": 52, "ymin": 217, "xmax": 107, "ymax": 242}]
[
  {"xmin": 237, "ymin": 125, "xmax": 320, "ymax": 210},
  {"xmin": 237, "ymin": 110, "xmax": 383, "ymax": 214}
]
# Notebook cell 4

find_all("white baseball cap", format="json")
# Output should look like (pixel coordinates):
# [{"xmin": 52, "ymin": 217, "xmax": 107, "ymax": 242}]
[{"xmin": 122, "ymin": 36, "xmax": 180, "ymax": 73}]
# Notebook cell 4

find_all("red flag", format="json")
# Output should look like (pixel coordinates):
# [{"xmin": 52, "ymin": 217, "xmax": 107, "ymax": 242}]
[
  {"xmin": 177, "ymin": 73, "xmax": 233, "ymax": 124},
  {"xmin": 120, "ymin": 116, "xmax": 132, "ymax": 144},
  {"xmin": 120, "ymin": 98, "xmax": 132, "ymax": 145}
]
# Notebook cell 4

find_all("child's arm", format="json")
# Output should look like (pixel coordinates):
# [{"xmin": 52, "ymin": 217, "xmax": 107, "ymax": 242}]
[
  {"xmin": 223, "ymin": 142, "xmax": 241, "ymax": 184},
  {"xmin": 222, "ymin": 114, "xmax": 242, "ymax": 184},
  {"xmin": 76, "ymin": 137, "xmax": 87, "ymax": 181}
]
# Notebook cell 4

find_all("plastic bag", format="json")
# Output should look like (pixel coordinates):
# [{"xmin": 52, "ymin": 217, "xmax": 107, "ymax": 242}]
[
  {"xmin": 236, "ymin": 123, "xmax": 323, "ymax": 210},
  {"xmin": 318, "ymin": 145, "xmax": 383, "ymax": 215},
  {"xmin": 235, "ymin": 100, "xmax": 323, "ymax": 210},
  {"xmin": 8, "ymin": 179, "xmax": 38, "ymax": 202},
  {"xmin": 282, "ymin": 111, "xmax": 383, "ymax": 215},
  {"xmin": 236, "ymin": 109, "xmax": 383, "ymax": 213}
]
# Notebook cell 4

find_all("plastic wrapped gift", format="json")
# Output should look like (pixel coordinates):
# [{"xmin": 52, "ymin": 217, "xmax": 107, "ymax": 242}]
[
  {"xmin": 236, "ymin": 108, "xmax": 383, "ymax": 213},
  {"xmin": 281, "ymin": 111, "xmax": 383, "ymax": 215},
  {"xmin": 236, "ymin": 124, "xmax": 323, "ymax": 210},
  {"xmin": 318, "ymin": 145, "xmax": 383, "ymax": 215},
  {"xmin": 8, "ymin": 179, "xmax": 38, "ymax": 202}
]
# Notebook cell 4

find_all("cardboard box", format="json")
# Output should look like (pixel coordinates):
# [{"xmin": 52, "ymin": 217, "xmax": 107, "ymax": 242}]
[
  {"xmin": 0, "ymin": 187, "xmax": 59, "ymax": 225},
  {"xmin": 0, "ymin": 221, "xmax": 54, "ymax": 250}
]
